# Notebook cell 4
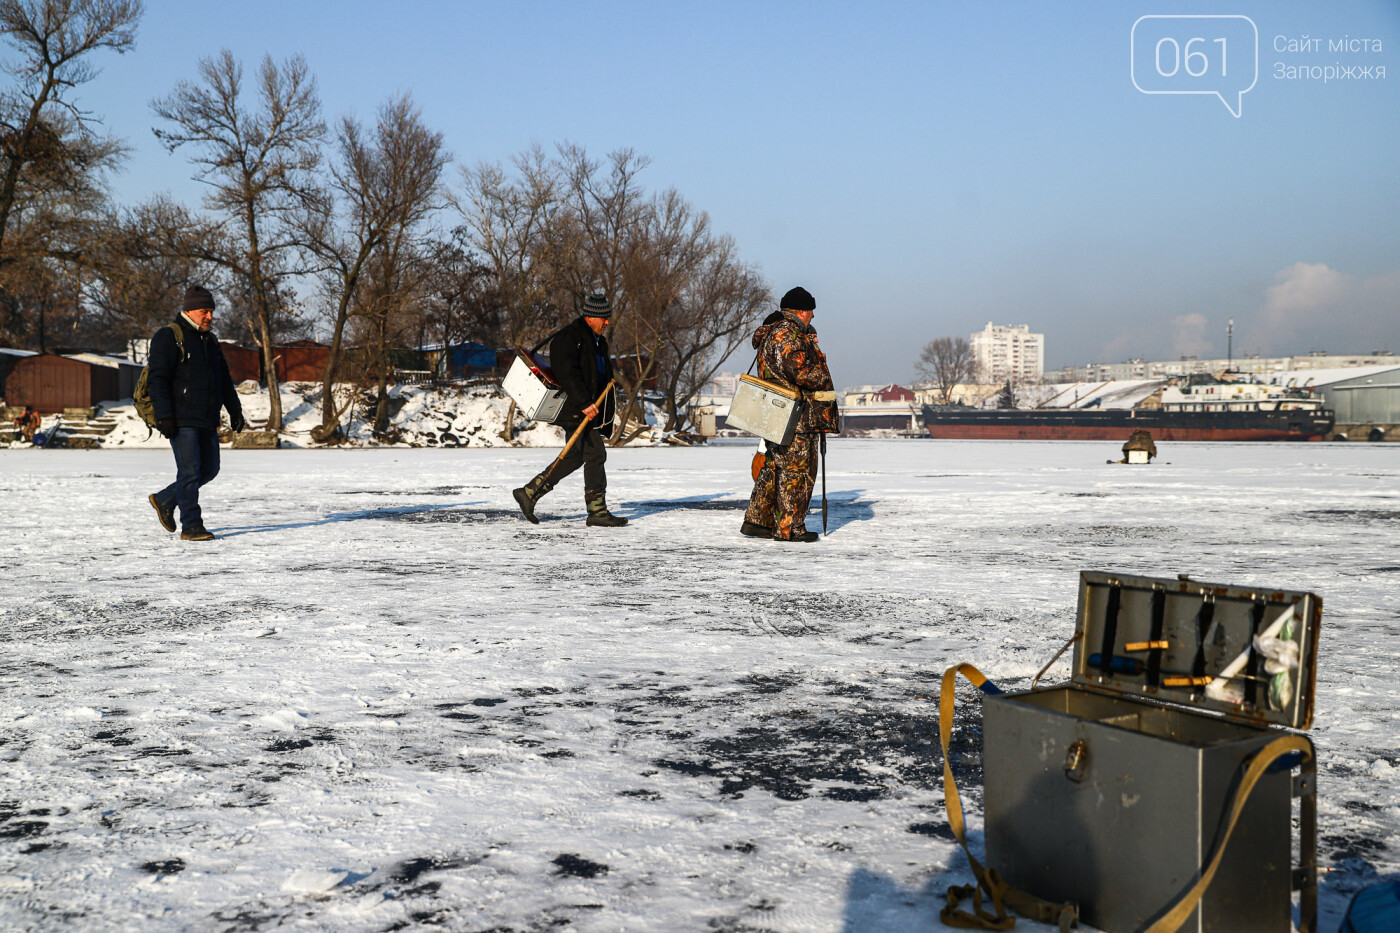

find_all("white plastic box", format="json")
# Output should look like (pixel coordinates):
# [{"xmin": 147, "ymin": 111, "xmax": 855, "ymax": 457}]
[
  {"xmin": 726, "ymin": 374, "xmax": 801, "ymax": 445},
  {"xmin": 503, "ymin": 352, "xmax": 567, "ymax": 424}
]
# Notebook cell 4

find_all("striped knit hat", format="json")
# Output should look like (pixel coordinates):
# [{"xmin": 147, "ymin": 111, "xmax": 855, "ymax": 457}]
[{"xmin": 582, "ymin": 292, "xmax": 612, "ymax": 319}]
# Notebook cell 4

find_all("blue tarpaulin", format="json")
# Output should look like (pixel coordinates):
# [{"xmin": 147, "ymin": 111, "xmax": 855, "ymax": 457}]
[{"xmin": 440, "ymin": 343, "xmax": 496, "ymax": 375}]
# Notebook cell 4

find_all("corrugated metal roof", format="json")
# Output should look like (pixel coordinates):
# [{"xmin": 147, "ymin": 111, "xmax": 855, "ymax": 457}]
[
  {"xmin": 1265, "ymin": 365, "xmax": 1400, "ymax": 388},
  {"xmin": 63, "ymin": 352, "xmax": 142, "ymax": 369},
  {"xmin": 1022, "ymin": 379, "xmax": 1166, "ymax": 410}
]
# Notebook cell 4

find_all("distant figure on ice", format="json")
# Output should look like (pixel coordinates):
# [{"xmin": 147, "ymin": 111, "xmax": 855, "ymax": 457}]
[
  {"xmin": 145, "ymin": 286, "xmax": 246, "ymax": 541},
  {"xmin": 742, "ymin": 286, "xmax": 838, "ymax": 542},
  {"xmin": 512, "ymin": 292, "xmax": 628, "ymax": 527},
  {"xmin": 14, "ymin": 405, "xmax": 40, "ymax": 444},
  {"xmin": 1121, "ymin": 429, "xmax": 1157, "ymax": 463}
]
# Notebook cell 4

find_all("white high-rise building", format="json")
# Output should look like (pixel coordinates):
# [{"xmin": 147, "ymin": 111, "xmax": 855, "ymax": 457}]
[{"xmin": 971, "ymin": 322, "xmax": 1044, "ymax": 384}]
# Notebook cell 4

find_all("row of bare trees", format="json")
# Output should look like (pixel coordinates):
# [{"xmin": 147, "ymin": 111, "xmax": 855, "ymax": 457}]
[
  {"xmin": 458, "ymin": 145, "xmax": 768, "ymax": 439},
  {"xmin": 0, "ymin": 0, "xmax": 769, "ymax": 439}
]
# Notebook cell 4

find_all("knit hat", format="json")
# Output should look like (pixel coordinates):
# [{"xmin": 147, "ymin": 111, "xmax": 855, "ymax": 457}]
[
  {"xmin": 582, "ymin": 292, "xmax": 612, "ymax": 319},
  {"xmin": 182, "ymin": 286, "xmax": 215, "ymax": 313},
  {"xmin": 780, "ymin": 286, "xmax": 815, "ymax": 312}
]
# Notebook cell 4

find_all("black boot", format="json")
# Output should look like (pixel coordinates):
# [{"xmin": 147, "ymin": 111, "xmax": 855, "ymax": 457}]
[
  {"xmin": 740, "ymin": 520, "xmax": 772, "ymax": 538},
  {"xmin": 585, "ymin": 489, "xmax": 628, "ymax": 527},
  {"xmin": 512, "ymin": 476, "xmax": 553, "ymax": 524},
  {"xmin": 149, "ymin": 493, "xmax": 176, "ymax": 533},
  {"xmin": 773, "ymin": 529, "xmax": 819, "ymax": 543}
]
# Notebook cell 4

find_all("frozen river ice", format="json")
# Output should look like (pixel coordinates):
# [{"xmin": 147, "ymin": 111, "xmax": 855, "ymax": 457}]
[{"xmin": 1, "ymin": 439, "xmax": 1396, "ymax": 931}]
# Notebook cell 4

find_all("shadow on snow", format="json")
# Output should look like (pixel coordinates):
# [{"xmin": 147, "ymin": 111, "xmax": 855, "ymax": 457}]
[
  {"xmin": 620, "ymin": 489, "xmax": 875, "ymax": 532},
  {"xmin": 212, "ymin": 502, "xmax": 485, "ymax": 537}
]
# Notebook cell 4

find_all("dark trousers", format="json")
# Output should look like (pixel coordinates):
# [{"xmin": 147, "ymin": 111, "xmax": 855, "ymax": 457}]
[
  {"xmin": 546, "ymin": 425, "xmax": 607, "ymax": 492},
  {"xmin": 155, "ymin": 427, "xmax": 220, "ymax": 529}
]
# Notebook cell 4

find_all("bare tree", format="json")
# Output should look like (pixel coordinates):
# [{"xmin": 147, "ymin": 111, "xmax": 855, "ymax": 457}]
[
  {"xmin": 343, "ymin": 233, "xmax": 435, "ymax": 436},
  {"xmin": 418, "ymin": 228, "xmax": 490, "ymax": 351},
  {"xmin": 655, "ymin": 241, "xmax": 769, "ymax": 432},
  {"xmin": 916, "ymin": 335, "xmax": 974, "ymax": 405},
  {"xmin": 0, "ymin": 1, "xmax": 141, "ymax": 349},
  {"xmin": 306, "ymin": 93, "xmax": 447, "ymax": 440},
  {"xmin": 558, "ymin": 146, "xmax": 677, "ymax": 442},
  {"xmin": 453, "ymin": 142, "xmax": 770, "ymax": 442},
  {"xmin": 151, "ymin": 50, "xmax": 325, "ymax": 430},
  {"xmin": 82, "ymin": 197, "xmax": 223, "ymax": 350},
  {"xmin": 0, "ymin": 0, "xmax": 139, "ymax": 272},
  {"xmin": 456, "ymin": 144, "xmax": 576, "ymax": 351},
  {"xmin": 0, "ymin": 254, "xmax": 85, "ymax": 350}
]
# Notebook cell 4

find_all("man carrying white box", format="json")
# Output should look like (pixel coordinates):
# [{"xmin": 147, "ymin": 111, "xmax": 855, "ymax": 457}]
[{"xmin": 512, "ymin": 293, "xmax": 627, "ymax": 527}]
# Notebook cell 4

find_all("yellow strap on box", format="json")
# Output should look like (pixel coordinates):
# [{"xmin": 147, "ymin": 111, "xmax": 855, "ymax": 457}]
[
  {"xmin": 1143, "ymin": 733, "xmax": 1313, "ymax": 933},
  {"xmin": 938, "ymin": 663, "xmax": 1077, "ymax": 931},
  {"xmin": 937, "ymin": 661, "xmax": 1312, "ymax": 933}
]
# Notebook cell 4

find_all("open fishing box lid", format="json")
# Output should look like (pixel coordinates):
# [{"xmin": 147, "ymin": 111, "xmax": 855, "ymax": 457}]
[{"xmin": 1070, "ymin": 571, "xmax": 1322, "ymax": 730}]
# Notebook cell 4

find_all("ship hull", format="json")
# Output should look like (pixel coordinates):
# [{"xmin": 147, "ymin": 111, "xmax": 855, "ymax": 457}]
[{"xmin": 920, "ymin": 407, "xmax": 1333, "ymax": 441}]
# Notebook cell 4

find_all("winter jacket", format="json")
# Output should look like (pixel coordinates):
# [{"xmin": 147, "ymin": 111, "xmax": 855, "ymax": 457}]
[
  {"xmin": 752, "ymin": 311, "xmax": 838, "ymax": 434},
  {"xmin": 147, "ymin": 315, "xmax": 243, "ymax": 432},
  {"xmin": 550, "ymin": 316, "xmax": 617, "ymax": 433}
]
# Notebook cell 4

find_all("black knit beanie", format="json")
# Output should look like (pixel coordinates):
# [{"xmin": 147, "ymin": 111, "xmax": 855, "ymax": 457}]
[
  {"xmin": 582, "ymin": 292, "xmax": 612, "ymax": 319},
  {"xmin": 182, "ymin": 286, "xmax": 215, "ymax": 313},
  {"xmin": 780, "ymin": 286, "xmax": 815, "ymax": 312}
]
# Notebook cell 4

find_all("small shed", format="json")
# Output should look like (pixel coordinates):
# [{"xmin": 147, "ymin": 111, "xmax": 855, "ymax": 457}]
[
  {"xmin": 277, "ymin": 340, "xmax": 332, "ymax": 383},
  {"xmin": 63, "ymin": 352, "xmax": 143, "ymax": 400},
  {"xmin": 221, "ymin": 343, "xmax": 261, "ymax": 383},
  {"xmin": 0, "ymin": 348, "xmax": 38, "ymax": 400},
  {"xmin": 426, "ymin": 342, "xmax": 497, "ymax": 379},
  {"xmin": 5, "ymin": 354, "xmax": 121, "ymax": 413},
  {"xmin": 221, "ymin": 341, "xmax": 334, "ymax": 385}
]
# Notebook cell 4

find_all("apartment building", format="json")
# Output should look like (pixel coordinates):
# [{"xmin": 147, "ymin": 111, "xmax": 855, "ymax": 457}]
[{"xmin": 970, "ymin": 322, "xmax": 1044, "ymax": 384}]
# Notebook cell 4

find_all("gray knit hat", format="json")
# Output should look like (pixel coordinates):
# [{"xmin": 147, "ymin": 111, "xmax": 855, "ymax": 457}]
[{"xmin": 581, "ymin": 292, "xmax": 611, "ymax": 318}]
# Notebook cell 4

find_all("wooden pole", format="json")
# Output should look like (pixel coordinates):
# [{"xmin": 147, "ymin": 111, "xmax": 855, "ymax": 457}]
[{"xmin": 539, "ymin": 379, "xmax": 614, "ymax": 485}]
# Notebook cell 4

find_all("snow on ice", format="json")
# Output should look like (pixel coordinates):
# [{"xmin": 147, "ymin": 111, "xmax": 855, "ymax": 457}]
[{"xmin": 1, "ymin": 438, "xmax": 1397, "ymax": 932}]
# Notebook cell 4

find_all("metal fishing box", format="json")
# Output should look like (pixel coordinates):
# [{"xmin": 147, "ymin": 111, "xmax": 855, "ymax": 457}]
[
  {"xmin": 727, "ymin": 374, "xmax": 801, "ymax": 445},
  {"xmin": 982, "ymin": 571, "xmax": 1321, "ymax": 933},
  {"xmin": 503, "ymin": 350, "xmax": 567, "ymax": 424}
]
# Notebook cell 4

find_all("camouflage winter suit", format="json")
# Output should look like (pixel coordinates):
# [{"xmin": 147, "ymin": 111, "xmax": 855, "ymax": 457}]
[{"xmin": 744, "ymin": 312, "xmax": 838, "ymax": 539}]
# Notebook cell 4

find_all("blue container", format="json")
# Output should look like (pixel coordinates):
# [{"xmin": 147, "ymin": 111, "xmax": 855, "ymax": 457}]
[{"xmin": 1342, "ymin": 880, "xmax": 1400, "ymax": 933}]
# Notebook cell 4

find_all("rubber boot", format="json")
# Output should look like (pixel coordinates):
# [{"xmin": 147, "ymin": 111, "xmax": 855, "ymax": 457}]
[
  {"xmin": 585, "ymin": 489, "xmax": 628, "ymax": 527},
  {"xmin": 740, "ymin": 520, "xmax": 772, "ymax": 538},
  {"xmin": 512, "ymin": 475, "xmax": 554, "ymax": 524}
]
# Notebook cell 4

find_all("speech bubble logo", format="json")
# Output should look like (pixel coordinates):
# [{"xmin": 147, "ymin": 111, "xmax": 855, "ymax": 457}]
[{"xmin": 1132, "ymin": 15, "xmax": 1258, "ymax": 117}]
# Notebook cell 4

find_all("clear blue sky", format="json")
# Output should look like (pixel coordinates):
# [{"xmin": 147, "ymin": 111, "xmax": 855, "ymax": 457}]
[{"xmin": 71, "ymin": 0, "xmax": 1400, "ymax": 387}]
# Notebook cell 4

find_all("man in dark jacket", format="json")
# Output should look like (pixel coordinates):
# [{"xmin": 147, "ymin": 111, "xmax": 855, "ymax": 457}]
[
  {"xmin": 512, "ymin": 292, "xmax": 627, "ymax": 527},
  {"xmin": 146, "ymin": 286, "xmax": 245, "ymax": 541},
  {"xmin": 742, "ymin": 286, "xmax": 838, "ymax": 542}
]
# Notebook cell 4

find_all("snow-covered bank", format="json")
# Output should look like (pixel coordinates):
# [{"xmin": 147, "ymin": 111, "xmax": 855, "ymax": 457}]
[
  {"xmin": 1, "ymin": 440, "xmax": 1396, "ymax": 932},
  {"xmin": 17, "ymin": 382, "xmax": 672, "ymax": 450}
]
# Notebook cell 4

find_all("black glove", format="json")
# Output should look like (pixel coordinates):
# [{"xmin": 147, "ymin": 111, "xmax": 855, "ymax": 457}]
[
  {"xmin": 230, "ymin": 411, "xmax": 246, "ymax": 432},
  {"xmin": 156, "ymin": 417, "xmax": 178, "ymax": 439}
]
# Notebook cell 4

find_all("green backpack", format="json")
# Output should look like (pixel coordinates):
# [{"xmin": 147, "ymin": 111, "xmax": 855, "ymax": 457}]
[{"xmin": 133, "ymin": 324, "xmax": 186, "ymax": 429}]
